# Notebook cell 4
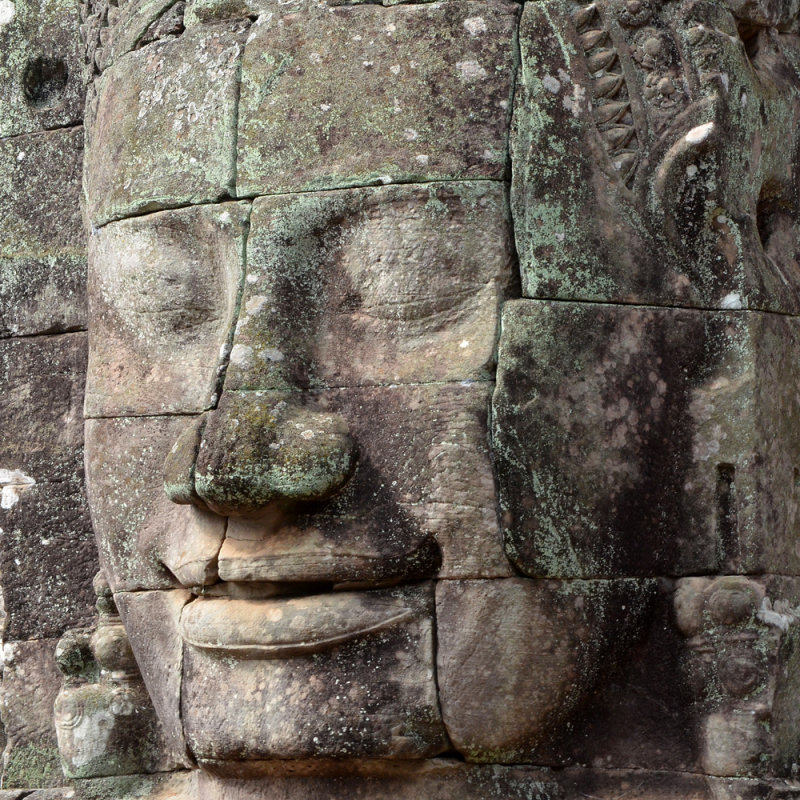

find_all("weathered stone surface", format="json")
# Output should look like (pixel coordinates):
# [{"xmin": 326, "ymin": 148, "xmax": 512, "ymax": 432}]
[
  {"xmin": 511, "ymin": 0, "xmax": 800, "ymax": 314},
  {"xmin": 235, "ymin": 1, "xmax": 518, "ymax": 196},
  {"xmin": 674, "ymin": 575, "xmax": 800, "ymax": 778},
  {"xmin": 0, "ymin": 639, "xmax": 64, "ymax": 788},
  {"xmin": 0, "ymin": 0, "xmax": 85, "ymax": 137},
  {"xmin": 493, "ymin": 300, "xmax": 800, "ymax": 578},
  {"xmin": 436, "ymin": 578, "xmax": 654, "ymax": 764},
  {"xmin": 85, "ymin": 202, "xmax": 248, "ymax": 418},
  {"xmin": 85, "ymin": 416, "xmax": 223, "ymax": 592},
  {"xmin": 0, "ymin": 334, "xmax": 96, "ymax": 640},
  {"xmin": 0, "ymin": 128, "xmax": 86, "ymax": 338},
  {"xmin": 225, "ymin": 183, "xmax": 516, "ymax": 392},
  {"xmin": 85, "ymin": 21, "xmax": 248, "ymax": 226},
  {"xmin": 114, "ymin": 590, "xmax": 191, "ymax": 768},
  {"xmin": 182, "ymin": 583, "xmax": 447, "ymax": 764}
]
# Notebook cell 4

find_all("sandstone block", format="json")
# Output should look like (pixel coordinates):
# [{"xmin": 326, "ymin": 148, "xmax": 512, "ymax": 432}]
[
  {"xmin": 0, "ymin": 0, "xmax": 85, "ymax": 137},
  {"xmin": 225, "ymin": 183, "xmax": 516, "ymax": 392},
  {"xmin": 435, "ymin": 578, "xmax": 654, "ymax": 764},
  {"xmin": 85, "ymin": 415, "xmax": 223, "ymax": 592},
  {"xmin": 493, "ymin": 300, "xmax": 800, "ymax": 578},
  {"xmin": 511, "ymin": 0, "xmax": 800, "ymax": 313},
  {"xmin": 0, "ymin": 640, "xmax": 64, "ymax": 788},
  {"xmin": 85, "ymin": 21, "xmax": 248, "ymax": 226},
  {"xmin": 114, "ymin": 590, "xmax": 192, "ymax": 769},
  {"xmin": 85, "ymin": 202, "xmax": 248, "ymax": 418},
  {"xmin": 0, "ymin": 334, "xmax": 96, "ymax": 640},
  {"xmin": 236, "ymin": 1, "xmax": 518, "ymax": 196},
  {"xmin": 181, "ymin": 583, "xmax": 447, "ymax": 764},
  {"xmin": 0, "ymin": 129, "xmax": 86, "ymax": 338}
]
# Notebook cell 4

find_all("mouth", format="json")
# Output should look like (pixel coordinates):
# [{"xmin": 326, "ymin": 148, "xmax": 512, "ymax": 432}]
[{"xmin": 179, "ymin": 588, "xmax": 419, "ymax": 658}]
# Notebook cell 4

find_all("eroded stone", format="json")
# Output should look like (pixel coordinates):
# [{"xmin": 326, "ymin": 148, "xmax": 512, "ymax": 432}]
[
  {"xmin": 0, "ymin": 0, "xmax": 85, "ymax": 137},
  {"xmin": 436, "ymin": 578, "xmax": 655, "ymax": 763},
  {"xmin": 85, "ymin": 202, "xmax": 248, "ymax": 418},
  {"xmin": 511, "ymin": 0, "xmax": 800, "ymax": 313},
  {"xmin": 225, "ymin": 183, "xmax": 516, "ymax": 392},
  {"xmin": 0, "ymin": 128, "xmax": 86, "ymax": 338},
  {"xmin": 236, "ymin": 1, "xmax": 518, "ymax": 196},
  {"xmin": 85, "ymin": 21, "xmax": 248, "ymax": 226},
  {"xmin": 493, "ymin": 300, "xmax": 800, "ymax": 578},
  {"xmin": 182, "ymin": 583, "xmax": 447, "ymax": 763}
]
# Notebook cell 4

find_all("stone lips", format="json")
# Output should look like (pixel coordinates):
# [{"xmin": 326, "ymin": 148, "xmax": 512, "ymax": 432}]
[{"xmin": 179, "ymin": 590, "xmax": 415, "ymax": 657}]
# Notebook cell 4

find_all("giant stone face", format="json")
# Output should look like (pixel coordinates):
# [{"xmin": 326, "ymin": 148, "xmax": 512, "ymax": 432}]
[{"xmin": 80, "ymin": 0, "xmax": 800, "ymax": 790}]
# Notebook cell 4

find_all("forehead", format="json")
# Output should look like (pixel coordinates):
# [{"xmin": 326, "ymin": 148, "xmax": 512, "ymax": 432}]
[{"xmin": 85, "ymin": 2, "xmax": 519, "ymax": 227}]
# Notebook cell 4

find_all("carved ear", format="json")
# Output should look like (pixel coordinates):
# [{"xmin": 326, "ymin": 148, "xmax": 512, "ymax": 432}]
[{"xmin": 651, "ymin": 108, "xmax": 719, "ymax": 250}]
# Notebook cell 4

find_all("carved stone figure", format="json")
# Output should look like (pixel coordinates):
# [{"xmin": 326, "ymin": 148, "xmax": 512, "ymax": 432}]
[{"xmin": 73, "ymin": 0, "xmax": 800, "ymax": 797}]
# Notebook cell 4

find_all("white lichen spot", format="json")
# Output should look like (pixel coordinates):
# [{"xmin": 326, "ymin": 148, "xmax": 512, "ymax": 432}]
[
  {"xmin": 456, "ymin": 60, "xmax": 487, "ymax": 81},
  {"xmin": 741, "ymin": 92, "xmax": 748, "ymax": 108},
  {"xmin": 378, "ymin": 175, "xmax": 393, "ymax": 185},
  {"xmin": 404, "ymin": 128, "xmax": 419, "ymax": 141},
  {"xmin": 385, "ymin": 22, "xmax": 396, "ymax": 35},
  {"xmin": 463, "ymin": 16, "xmax": 487, "ymax": 36},
  {"xmin": 362, "ymin": 61, "xmax": 374, "ymax": 68},
  {"xmin": 219, "ymin": 210, "xmax": 231, "ymax": 224},
  {"xmin": 15, "ymin": 151, "xmax": 25, "ymax": 162},
  {"xmin": 720, "ymin": 292, "xmax": 742, "ymax": 309},
  {"xmin": 300, "ymin": 429, "xmax": 315, "ymax": 440},
  {"xmin": 686, "ymin": 164, "xmax": 698, "ymax": 178},
  {"xmin": 246, "ymin": 273, "xmax": 259, "ymax": 284},
  {"xmin": 245, "ymin": 295, "xmax": 268, "ymax": 315},
  {"xmin": 229, "ymin": 344, "xmax": 254, "ymax": 368},
  {"xmin": 390, "ymin": 64, "xmax": 401, "ymax": 76},
  {"xmin": 0, "ymin": 469, "xmax": 35, "ymax": 510},
  {"xmin": 758, "ymin": 597, "xmax": 797, "ymax": 632},
  {"xmin": 309, "ymin": 52, "xmax": 322, "ymax": 64},
  {"xmin": 685, "ymin": 122, "xmax": 714, "ymax": 145},
  {"xmin": 258, "ymin": 348, "xmax": 285, "ymax": 363},
  {"xmin": 499, "ymin": 99, "xmax": 509, "ymax": 110},
  {"xmin": 0, "ymin": 0, "xmax": 15, "ymax": 26},
  {"xmin": 320, "ymin": 103, "xmax": 331, "ymax": 112},
  {"xmin": 562, "ymin": 85, "xmax": 587, "ymax": 117},
  {"xmin": 415, "ymin": 154, "xmax": 429, "ymax": 166},
  {"xmin": 720, "ymin": 72, "xmax": 729, "ymax": 92},
  {"xmin": 459, "ymin": 340, "xmax": 470, "ymax": 349},
  {"xmin": 557, "ymin": 68, "xmax": 572, "ymax": 85},
  {"xmin": 542, "ymin": 75, "xmax": 561, "ymax": 94},
  {"xmin": 555, "ymin": 232, "xmax": 565, "ymax": 243}
]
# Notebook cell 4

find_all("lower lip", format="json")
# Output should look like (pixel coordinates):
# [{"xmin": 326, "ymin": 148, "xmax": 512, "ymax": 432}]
[{"xmin": 179, "ymin": 590, "xmax": 414, "ymax": 658}]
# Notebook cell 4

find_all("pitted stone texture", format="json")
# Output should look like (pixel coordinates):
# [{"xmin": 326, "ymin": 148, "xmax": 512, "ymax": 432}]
[
  {"xmin": 225, "ymin": 183, "xmax": 516, "ymax": 392},
  {"xmin": 214, "ymin": 384, "xmax": 509, "ymax": 582},
  {"xmin": 511, "ymin": 0, "xmax": 800, "ymax": 313},
  {"xmin": 0, "ymin": 0, "xmax": 85, "ymax": 137},
  {"xmin": 674, "ymin": 575, "xmax": 800, "ymax": 778},
  {"xmin": 181, "ymin": 583, "xmax": 447, "ymax": 763},
  {"xmin": 86, "ymin": 202, "xmax": 248, "ymax": 418},
  {"xmin": 85, "ymin": 415, "xmax": 223, "ymax": 592},
  {"xmin": 0, "ymin": 129, "xmax": 86, "ymax": 338},
  {"xmin": 0, "ymin": 640, "xmax": 64, "ymax": 788},
  {"xmin": 0, "ymin": 335, "xmax": 96, "ymax": 640},
  {"xmin": 436, "ymin": 578, "xmax": 654, "ymax": 764},
  {"xmin": 85, "ymin": 21, "xmax": 248, "ymax": 226},
  {"xmin": 235, "ymin": 1, "xmax": 518, "ymax": 196},
  {"xmin": 114, "ymin": 590, "xmax": 192, "ymax": 769},
  {"xmin": 493, "ymin": 300, "xmax": 800, "ymax": 579}
]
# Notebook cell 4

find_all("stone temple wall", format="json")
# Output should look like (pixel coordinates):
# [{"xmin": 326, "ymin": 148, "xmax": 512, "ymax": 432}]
[{"xmin": 0, "ymin": 0, "xmax": 98, "ymax": 793}]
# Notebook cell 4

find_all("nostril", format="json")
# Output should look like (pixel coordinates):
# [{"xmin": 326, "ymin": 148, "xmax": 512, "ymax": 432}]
[
  {"xmin": 193, "ymin": 392, "xmax": 357, "ymax": 516},
  {"xmin": 164, "ymin": 413, "xmax": 208, "ymax": 506}
]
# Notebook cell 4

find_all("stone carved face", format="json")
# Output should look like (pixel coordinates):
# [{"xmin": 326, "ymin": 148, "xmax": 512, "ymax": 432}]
[{"xmin": 81, "ymin": 0, "xmax": 800, "ymax": 784}]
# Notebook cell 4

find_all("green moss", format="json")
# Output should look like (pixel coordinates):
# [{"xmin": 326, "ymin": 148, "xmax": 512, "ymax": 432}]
[{"xmin": 3, "ymin": 742, "xmax": 62, "ymax": 789}]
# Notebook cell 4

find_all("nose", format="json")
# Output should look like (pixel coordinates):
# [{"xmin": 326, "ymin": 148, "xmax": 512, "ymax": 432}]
[{"xmin": 163, "ymin": 392, "xmax": 357, "ymax": 515}]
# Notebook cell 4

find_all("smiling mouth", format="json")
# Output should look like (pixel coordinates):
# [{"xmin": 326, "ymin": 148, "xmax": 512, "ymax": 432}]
[{"xmin": 179, "ymin": 589, "xmax": 417, "ymax": 658}]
